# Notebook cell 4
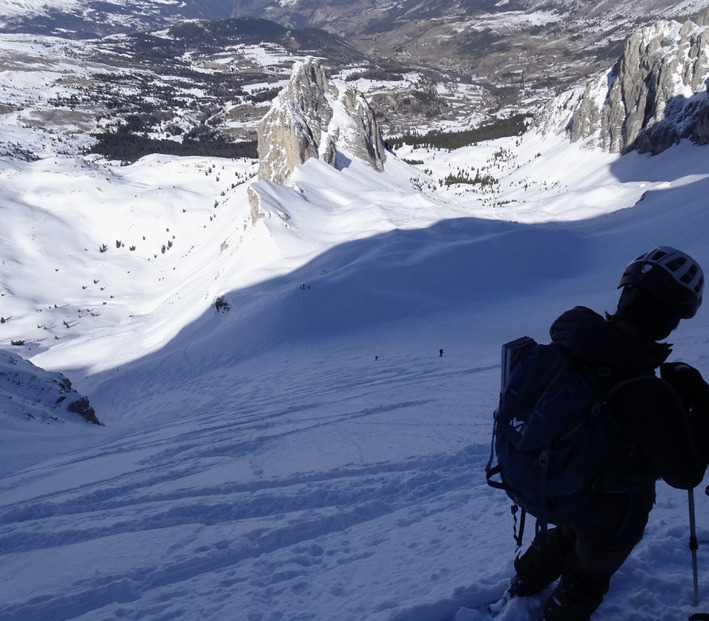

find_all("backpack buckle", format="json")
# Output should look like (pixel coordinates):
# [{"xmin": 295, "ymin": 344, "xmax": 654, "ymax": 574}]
[{"xmin": 538, "ymin": 451, "xmax": 549, "ymax": 468}]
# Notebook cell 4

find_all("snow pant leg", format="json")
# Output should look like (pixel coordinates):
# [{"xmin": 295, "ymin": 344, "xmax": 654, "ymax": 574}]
[
  {"xmin": 543, "ymin": 488, "xmax": 656, "ymax": 621},
  {"xmin": 513, "ymin": 525, "xmax": 576, "ymax": 593}
]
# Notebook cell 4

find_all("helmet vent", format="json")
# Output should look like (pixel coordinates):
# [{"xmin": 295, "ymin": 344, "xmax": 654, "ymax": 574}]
[
  {"xmin": 680, "ymin": 263, "xmax": 697, "ymax": 284},
  {"xmin": 651, "ymin": 249, "xmax": 669, "ymax": 262},
  {"xmin": 666, "ymin": 257, "xmax": 686, "ymax": 272}
]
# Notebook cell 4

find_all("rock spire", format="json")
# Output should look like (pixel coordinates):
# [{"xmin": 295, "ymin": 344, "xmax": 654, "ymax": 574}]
[
  {"xmin": 570, "ymin": 20, "xmax": 709, "ymax": 154},
  {"xmin": 255, "ymin": 57, "xmax": 386, "ymax": 185}
]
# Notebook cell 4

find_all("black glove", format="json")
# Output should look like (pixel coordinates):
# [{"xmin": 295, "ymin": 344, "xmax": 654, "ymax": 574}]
[{"xmin": 660, "ymin": 362, "xmax": 709, "ymax": 417}]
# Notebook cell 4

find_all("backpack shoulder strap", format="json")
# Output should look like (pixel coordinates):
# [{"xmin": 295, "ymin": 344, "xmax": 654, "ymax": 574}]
[
  {"xmin": 598, "ymin": 371, "xmax": 656, "ymax": 409},
  {"xmin": 607, "ymin": 373, "xmax": 656, "ymax": 395}
]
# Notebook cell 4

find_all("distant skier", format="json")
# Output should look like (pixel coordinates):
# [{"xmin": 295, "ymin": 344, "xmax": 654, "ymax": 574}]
[
  {"xmin": 507, "ymin": 247, "xmax": 709, "ymax": 621},
  {"xmin": 439, "ymin": 349, "xmax": 444, "ymax": 357}
]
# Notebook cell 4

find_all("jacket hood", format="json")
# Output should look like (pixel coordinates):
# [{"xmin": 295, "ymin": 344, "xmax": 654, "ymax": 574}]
[{"xmin": 550, "ymin": 306, "xmax": 672, "ymax": 371}]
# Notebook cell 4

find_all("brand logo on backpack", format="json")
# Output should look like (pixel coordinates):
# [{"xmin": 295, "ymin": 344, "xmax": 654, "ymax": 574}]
[{"xmin": 509, "ymin": 417, "xmax": 525, "ymax": 434}]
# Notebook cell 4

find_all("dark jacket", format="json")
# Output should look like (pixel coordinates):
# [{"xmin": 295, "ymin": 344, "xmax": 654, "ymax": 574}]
[{"xmin": 549, "ymin": 306, "xmax": 707, "ymax": 491}]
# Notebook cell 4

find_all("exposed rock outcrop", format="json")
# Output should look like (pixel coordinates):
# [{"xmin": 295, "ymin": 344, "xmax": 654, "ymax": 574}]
[
  {"xmin": 255, "ymin": 57, "xmax": 386, "ymax": 186},
  {"xmin": 0, "ymin": 350, "xmax": 101, "ymax": 425},
  {"xmin": 570, "ymin": 20, "xmax": 709, "ymax": 154}
]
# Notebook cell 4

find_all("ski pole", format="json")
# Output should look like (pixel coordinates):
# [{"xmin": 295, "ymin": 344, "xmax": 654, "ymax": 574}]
[{"xmin": 689, "ymin": 488, "xmax": 699, "ymax": 607}]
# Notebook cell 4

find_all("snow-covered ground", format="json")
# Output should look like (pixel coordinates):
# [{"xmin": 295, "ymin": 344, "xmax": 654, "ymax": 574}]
[{"xmin": 1, "ymin": 112, "xmax": 709, "ymax": 621}]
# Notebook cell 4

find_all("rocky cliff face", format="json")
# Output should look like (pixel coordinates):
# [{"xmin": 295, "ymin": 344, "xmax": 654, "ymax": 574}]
[
  {"xmin": 255, "ymin": 57, "xmax": 386, "ymax": 186},
  {"xmin": 0, "ymin": 350, "xmax": 101, "ymax": 425},
  {"xmin": 256, "ymin": 59, "xmax": 337, "ymax": 185},
  {"xmin": 570, "ymin": 20, "xmax": 709, "ymax": 154}
]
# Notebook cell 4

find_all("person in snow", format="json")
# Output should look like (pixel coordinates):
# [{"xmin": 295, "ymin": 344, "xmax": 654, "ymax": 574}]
[{"xmin": 509, "ymin": 246, "xmax": 709, "ymax": 621}]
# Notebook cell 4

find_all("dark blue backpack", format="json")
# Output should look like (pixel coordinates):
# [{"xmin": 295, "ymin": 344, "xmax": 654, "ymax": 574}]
[{"xmin": 485, "ymin": 337, "xmax": 641, "ymax": 541}]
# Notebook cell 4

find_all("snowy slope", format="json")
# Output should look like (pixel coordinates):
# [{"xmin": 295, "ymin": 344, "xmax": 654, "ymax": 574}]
[
  {"xmin": 1, "ymin": 121, "xmax": 709, "ymax": 620},
  {"xmin": 0, "ymin": 0, "xmax": 81, "ymax": 19}
]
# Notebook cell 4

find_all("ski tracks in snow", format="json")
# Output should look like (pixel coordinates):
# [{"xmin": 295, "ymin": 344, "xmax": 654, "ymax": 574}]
[{"xmin": 0, "ymin": 349, "xmax": 510, "ymax": 621}]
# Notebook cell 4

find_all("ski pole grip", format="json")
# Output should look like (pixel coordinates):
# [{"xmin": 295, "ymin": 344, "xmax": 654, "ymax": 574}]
[{"xmin": 690, "ymin": 534, "xmax": 699, "ymax": 551}]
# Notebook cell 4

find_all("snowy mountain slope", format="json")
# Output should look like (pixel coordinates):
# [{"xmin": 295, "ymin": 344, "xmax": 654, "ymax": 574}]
[
  {"xmin": 0, "ymin": 0, "xmax": 237, "ymax": 37},
  {"xmin": 1, "ymin": 9, "xmax": 709, "ymax": 620},
  {"xmin": 0, "ymin": 153, "xmax": 257, "ymax": 370},
  {"xmin": 0, "ymin": 0, "xmax": 80, "ymax": 20},
  {"xmin": 0, "ymin": 28, "xmax": 300, "ymax": 152},
  {"xmin": 521, "ymin": 0, "xmax": 708, "ymax": 19},
  {"xmin": 1, "ymin": 122, "xmax": 708, "ymax": 621}
]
